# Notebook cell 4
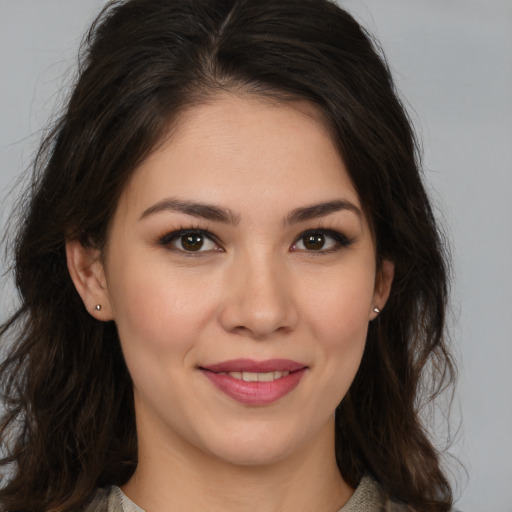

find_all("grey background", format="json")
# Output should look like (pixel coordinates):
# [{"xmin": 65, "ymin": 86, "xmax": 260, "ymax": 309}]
[{"xmin": 1, "ymin": 1, "xmax": 511, "ymax": 510}]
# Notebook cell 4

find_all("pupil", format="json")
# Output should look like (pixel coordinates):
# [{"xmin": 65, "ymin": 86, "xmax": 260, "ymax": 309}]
[
  {"xmin": 182, "ymin": 234, "xmax": 204, "ymax": 251},
  {"xmin": 304, "ymin": 234, "xmax": 324, "ymax": 250}
]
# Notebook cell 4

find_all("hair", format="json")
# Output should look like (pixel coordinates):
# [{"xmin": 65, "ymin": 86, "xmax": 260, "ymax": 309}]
[{"xmin": 0, "ymin": 0, "xmax": 455, "ymax": 510}]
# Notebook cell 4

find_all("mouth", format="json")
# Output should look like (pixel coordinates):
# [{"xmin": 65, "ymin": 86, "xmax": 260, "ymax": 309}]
[
  {"xmin": 199, "ymin": 359, "xmax": 308, "ymax": 406},
  {"xmin": 212, "ymin": 370, "xmax": 292, "ymax": 382}
]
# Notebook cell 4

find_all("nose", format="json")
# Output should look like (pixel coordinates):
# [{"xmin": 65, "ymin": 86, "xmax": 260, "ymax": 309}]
[{"xmin": 218, "ymin": 251, "xmax": 299, "ymax": 339}]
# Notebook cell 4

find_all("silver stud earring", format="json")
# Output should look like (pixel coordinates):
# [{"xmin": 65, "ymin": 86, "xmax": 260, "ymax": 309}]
[
  {"xmin": 95, "ymin": 304, "xmax": 102, "ymax": 311},
  {"xmin": 373, "ymin": 307, "xmax": 380, "ymax": 314}
]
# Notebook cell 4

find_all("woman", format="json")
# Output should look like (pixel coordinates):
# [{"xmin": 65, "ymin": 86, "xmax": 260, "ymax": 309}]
[{"xmin": 0, "ymin": 0, "xmax": 455, "ymax": 511}]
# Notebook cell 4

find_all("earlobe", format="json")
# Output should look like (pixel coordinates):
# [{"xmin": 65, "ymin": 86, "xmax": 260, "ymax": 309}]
[
  {"xmin": 65, "ymin": 239, "xmax": 113, "ymax": 320},
  {"xmin": 370, "ymin": 259, "xmax": 394, "ymax": 320}
]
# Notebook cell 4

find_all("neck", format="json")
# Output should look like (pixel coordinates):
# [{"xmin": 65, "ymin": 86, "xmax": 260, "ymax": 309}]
[{"xmin": 122, "ymin": 414, "xmax": 353, "ymax": 512}]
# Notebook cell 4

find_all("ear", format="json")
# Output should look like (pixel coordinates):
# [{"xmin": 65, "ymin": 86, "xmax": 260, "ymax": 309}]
[
  {"xmin": 66, "ymin": 238, "xmax": 113, "ymax": 321},
  {"xmin": 370, "ymin": 259, "xmax": 394, "ymax": 320}
]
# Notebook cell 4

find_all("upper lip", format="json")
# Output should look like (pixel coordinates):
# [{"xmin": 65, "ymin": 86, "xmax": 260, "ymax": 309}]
[{"xmin": 200, "ymin": 359, "xmax": 307, "ymax": 373}]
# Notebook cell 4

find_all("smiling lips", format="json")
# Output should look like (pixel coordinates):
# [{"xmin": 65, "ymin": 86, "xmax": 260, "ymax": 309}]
[{"xmin": 200, "ymin": 359, "xmax": 307, "ymax": 406}]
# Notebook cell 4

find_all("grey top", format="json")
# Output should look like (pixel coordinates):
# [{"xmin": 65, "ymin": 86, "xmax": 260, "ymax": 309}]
[{"xmin": 82, "ymin": 476, "xmax": 408, "ymax": 511}]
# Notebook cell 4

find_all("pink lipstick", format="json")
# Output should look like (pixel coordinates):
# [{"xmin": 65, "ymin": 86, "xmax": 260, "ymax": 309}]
[{"xmin": 200, "ymin": 359, "xmax": 307, "ymax": 406}]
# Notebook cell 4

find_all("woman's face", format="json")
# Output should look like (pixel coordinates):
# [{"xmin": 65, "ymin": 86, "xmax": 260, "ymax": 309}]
[{"xmin": 71, "ymin": 94, "xmax": 392, "ymax": 466}]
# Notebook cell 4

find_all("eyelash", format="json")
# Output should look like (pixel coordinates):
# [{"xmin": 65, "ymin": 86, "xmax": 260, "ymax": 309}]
[
  {"xmin": 158, "ymin": 227, "xmax": 221, "ymax": 255},
  {"xmin": 157, "ymin": 227, "xmax": 354, "ymax": 255},
  {"xmin": 291, "ymin": 229, "xmax": 355, "ymax": 254}
]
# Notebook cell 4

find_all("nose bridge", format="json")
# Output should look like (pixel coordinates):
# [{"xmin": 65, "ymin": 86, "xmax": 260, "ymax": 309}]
[{"xmin": 220, "ymin": 246, "xmax": 297, "ymax": 338}]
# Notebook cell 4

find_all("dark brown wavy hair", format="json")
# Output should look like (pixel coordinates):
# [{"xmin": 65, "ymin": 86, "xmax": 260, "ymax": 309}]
[{"xmin": 0, "ymin": 0, "xmax": 455, "ymax": 510}]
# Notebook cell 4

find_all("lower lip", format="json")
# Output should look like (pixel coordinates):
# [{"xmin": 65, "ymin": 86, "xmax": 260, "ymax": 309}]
[{"xmin": 201, "ymin": 369, "xmax": 306, "ymax": 406}]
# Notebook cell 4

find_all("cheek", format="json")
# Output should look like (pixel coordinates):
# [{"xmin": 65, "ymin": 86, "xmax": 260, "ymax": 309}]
[
  {"xmin": 297, "ymin": 265, "xmax": 374, "ymax": 403},
  {"xmin": 107, "ymin": 258, "xmax": 217, "ymax": 359},
  {"xmin": 301, "ymin": 266, "xmax": 375, "ymax": 347}
]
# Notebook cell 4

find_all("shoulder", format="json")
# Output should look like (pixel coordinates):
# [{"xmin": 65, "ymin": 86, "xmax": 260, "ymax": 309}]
[
  {"xmin": 81, "ymin": 486, "xmax": 144, "ymax": 512},
  {"xmin": 80, "ymin": 486, "xmax": 116, "ymax": 512},
  {"xmin": 341, "ymin": 476, "xmax": 460, "ymax": 512},
  {"xmin": 340, "ymin": 476, "xmax": 410, "ymax": 512}
]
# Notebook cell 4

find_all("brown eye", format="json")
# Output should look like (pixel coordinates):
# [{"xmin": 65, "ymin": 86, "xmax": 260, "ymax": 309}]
[
  {"xmin": 160, "ymin": 229, "xmax": 219, "ymax": 253},
  {"xmin": 180, "ymin": 233, "xmax": 205, "ymax": 251},
  {"xmin": 302, "ymin": 233, "xmax": 325, "ymax": 250},
  {"xmin": 292, "ymin": 229, "xmax": 352, "ymax": 253}
]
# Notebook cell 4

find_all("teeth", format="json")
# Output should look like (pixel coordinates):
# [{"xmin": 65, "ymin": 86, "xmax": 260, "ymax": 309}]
[
  {"xmin": 243, "ymin": 372, "xmax": 259, "ymax": 382},
  {"xmin": 226, "ymin": 370, "xmax": 290, "ymax": 382}
]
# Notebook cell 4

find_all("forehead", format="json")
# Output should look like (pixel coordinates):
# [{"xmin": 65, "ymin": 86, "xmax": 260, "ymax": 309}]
[{"xmin": 117, "ymin": 93, "xmax": 361, "ymax": 220}]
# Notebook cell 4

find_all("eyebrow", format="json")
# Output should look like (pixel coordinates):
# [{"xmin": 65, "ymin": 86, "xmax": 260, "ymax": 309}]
[
  {"xmin": 139, "ymin": 197, "xmax": 361, "ymax": 225},
  {"xmin": 139, "ymin": 198, "xmax": 241, "ymax": 225},
  {"xmin": 286, "ymin": 200, "xmax": 362, "ymax": 224}
]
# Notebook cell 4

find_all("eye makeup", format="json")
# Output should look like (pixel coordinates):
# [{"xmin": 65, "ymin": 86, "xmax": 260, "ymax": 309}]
[
  {"xmin": 291, "ymin": 228, "xmax": 355, "ymax": 254},
  {"xmin": 158, "ymin": 227, "xmax": 223, "ymax": 254},
  {"xmin": 156, "ymin": 224, "xmax": 355, "ymax": 257}
]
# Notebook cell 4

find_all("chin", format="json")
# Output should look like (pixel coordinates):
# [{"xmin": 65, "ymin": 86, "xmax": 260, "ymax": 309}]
[
  {"xmin": 210, "ymin": 442, "xmax": 293, "ymax": 467},
  {"xmin": 199, "ymin": 420, "xmax": 313, "ymax": 468}
]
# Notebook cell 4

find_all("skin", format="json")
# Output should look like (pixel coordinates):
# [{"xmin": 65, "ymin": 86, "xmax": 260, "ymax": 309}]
[{"xmin": 67, "ymin": 93, "xmax": 394, "ymax": 512}]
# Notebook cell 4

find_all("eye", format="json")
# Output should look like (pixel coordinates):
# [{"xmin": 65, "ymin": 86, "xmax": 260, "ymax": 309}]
[
  {"xmin": 291, "ymin": 229, "xmax": 353, "ymax": 253},
  {"xmin": 159, "ymin": 229, "xmax": 220, "ymax": 253}
]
